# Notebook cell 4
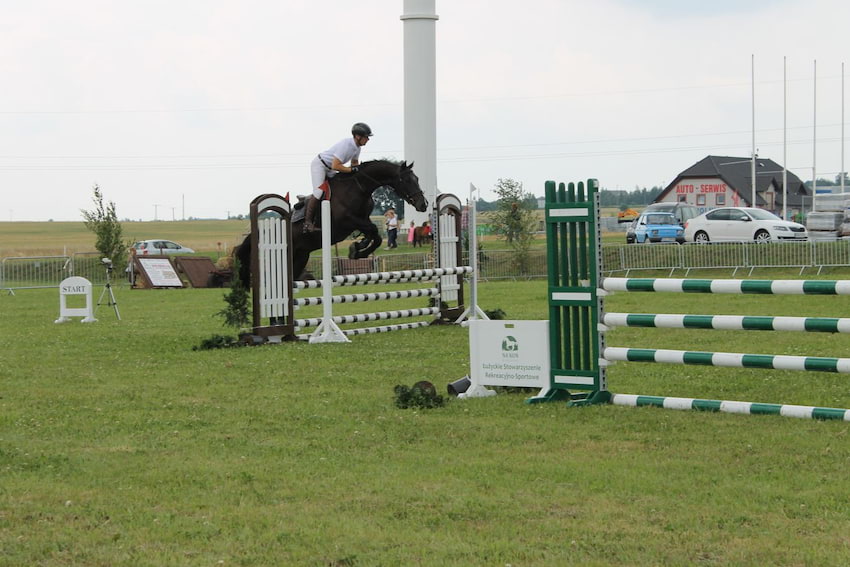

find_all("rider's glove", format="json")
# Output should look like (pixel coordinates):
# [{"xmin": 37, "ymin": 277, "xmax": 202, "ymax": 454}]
[{"xmin": 350, "ymin": 166, "xmax": 359, "ymax": 173}]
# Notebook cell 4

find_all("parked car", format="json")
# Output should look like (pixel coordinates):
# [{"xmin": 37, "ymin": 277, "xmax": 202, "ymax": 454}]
[
  {"xmin": 132, "ymin": 240, "xmax": 195, "ymax": 255},
  {"xmin": 627, "ymin": 212, "xmax": 685, "ymax": 244},
  {"xmin": 643, "ymin": 202, "xmax": 700, "ymax": 226},
  {"xmin": 684, "ymin": 207, "xmax": 808, "ymax": 243}
]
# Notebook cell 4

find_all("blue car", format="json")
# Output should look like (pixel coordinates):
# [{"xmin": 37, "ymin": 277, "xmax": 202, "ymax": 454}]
[{"xmin": 631, "ymin": 212, "xmax": 685, "ymax": 244}]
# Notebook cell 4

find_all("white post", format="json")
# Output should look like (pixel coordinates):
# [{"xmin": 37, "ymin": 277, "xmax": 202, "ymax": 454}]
[
  {"xmin": 751, "ymin": 54, "xmax": 756, "ymax": 207},
  {"xmin": 455, "ymin": 183, "xmax": 489, "ymax": 323},
  {"xmin": 783, "ymin": 55, "xmax": 788, "ymax": 220},
  {"xmin": 813, "ymin": 59, "xmax": 818, "ymax": 212},
  {"xmin": 401, "ymin": 0, "xmax": 438, "ymax": 229},
  {"xmin": 309, "ymin": 200, "xmax": 349, "ymax": 343}
]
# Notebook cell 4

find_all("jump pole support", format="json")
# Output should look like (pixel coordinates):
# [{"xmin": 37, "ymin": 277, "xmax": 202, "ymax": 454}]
[
  {"xmin": 455, "ymin": 182, "xmax": 489, "ymax": 324},
  {"xmin": 309, "ymin": 199, "xmax": 350, "ymax": 343},
  {"xmin": 527, "ymin": 178, "xmax": 850, "ymax": 420}
]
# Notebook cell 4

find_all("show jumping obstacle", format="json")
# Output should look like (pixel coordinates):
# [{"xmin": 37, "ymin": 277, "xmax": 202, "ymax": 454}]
[
  {"xmin": 529, "ymin": 179, "xmax": 850, "ymax": 421},
  {"xmin": 247, "ymin": 193, "xmax": 471, "ymax": 342}
]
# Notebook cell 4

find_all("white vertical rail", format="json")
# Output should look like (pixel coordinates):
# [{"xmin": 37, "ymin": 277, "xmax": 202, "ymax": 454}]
[
  {"xmin": 438, "ymin": 207, "xmax": 459, "ymax": 302},
  {"xmin": 309, "ymin": 200, "xmax": 350, "ymax": 343},
  {"xmin": 258, "ymin": 216, "xmax": 289, "ymax": 320}
]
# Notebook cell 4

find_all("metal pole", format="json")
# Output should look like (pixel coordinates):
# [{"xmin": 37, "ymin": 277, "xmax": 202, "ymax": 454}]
[
  {"xmin": 783, "ymin": 56, "xmax": 788, "ymax": 220},
  {"xmin": 752, "ymin": 54, "xmax": 757, "ymax": 207},
  {"xmin": 841, "ymin": 61, "xmax": 844, "ymax": 195},
  {"xmin": 842, "ymin": 62, "xmax": 846, "ymax": 194},
  {"xmin": 813, "ymin": 59, "xmax": 818, "ymax": 211},
  {"xmin": 455, "ymin": 183, "xmax": 488, "ymax": 323}
]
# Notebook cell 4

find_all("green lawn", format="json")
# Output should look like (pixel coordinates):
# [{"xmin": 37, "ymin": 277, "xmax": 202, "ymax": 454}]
[{"xmin": 2, "ymin": 279, "xmax": 850, "ymax": 565}]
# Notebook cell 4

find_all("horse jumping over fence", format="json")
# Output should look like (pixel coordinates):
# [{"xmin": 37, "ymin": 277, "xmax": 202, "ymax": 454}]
[{"xmin": 235, "ymin": 159, "xmax": 428, "ymax": 285}]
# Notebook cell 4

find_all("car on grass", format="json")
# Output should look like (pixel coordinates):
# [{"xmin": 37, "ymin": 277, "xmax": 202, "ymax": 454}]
[
  {"xmin": 684, "ymin": 207, "xmax": 808, "ymax": 243},
  {"xmin": 131, "ymin": 239, "xmax": 195, "ymax": 255},
  {"xmin": 627, "ymin": 211, "xmax": 685, "ymax": 244}
]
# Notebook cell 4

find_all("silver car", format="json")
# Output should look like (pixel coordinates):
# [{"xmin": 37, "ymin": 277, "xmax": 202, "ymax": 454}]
[{"xmin": 132, "ymin": 240, "xmax": 195, "ymax": 255}]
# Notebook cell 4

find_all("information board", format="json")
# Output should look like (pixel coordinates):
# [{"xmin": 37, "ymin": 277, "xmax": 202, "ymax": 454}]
[{"xmin": 136, "ymin": 257, "xmax": 184, "ymax": 288}]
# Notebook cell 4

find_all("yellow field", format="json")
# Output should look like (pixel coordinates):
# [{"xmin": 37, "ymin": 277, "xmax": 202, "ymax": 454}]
[{"xmin": 0, "ymin": 219, "xmax": 250, "ymax": 257}]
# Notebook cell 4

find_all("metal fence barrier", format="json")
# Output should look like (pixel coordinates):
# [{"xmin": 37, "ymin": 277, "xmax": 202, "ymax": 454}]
[
  {"xmin": 7, "ymin": 240, "xmax": 850, "ymax": 291},
  {"xmin": 1, "ymin": 252, "xmax": 114, "ymax": 292}
]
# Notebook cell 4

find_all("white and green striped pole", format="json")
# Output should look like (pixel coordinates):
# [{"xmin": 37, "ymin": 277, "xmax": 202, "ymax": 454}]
[
  {"xmin": 603, "ymin": 278, "xmax": 850, "ymax": 295},
  {"xmin": 604, "ymin": 347, "xmax": 850, "ymax": 373},
  {"xmin": 612, "ymin": 394, "xmax": 850, "ymax": 421},
  {"xmin": 603, "ymin": 313, "xmax": 850, "ymax": 333}
]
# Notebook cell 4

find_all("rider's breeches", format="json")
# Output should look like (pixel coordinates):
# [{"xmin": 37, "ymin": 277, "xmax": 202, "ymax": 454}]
[{"xmin": 310, "ymin": 157, "xmax": 332, "ymax": 199}]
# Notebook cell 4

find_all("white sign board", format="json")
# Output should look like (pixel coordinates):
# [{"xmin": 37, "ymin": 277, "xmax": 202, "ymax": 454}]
[
  {"xmin": 55, "ymin": 276, "xmax": 96, "ymax": 323},
  {"xmin": 137, "ymin": 258, "xmax": 183, "ymax": 288},
  {"xmin": 465, "ymin": 320, "xmax": 549, "ymax": 396}
]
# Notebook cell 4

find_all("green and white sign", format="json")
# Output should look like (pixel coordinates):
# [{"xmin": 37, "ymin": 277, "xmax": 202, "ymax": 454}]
[{"xmin": 467, "ymin": 320, "xmax": 549, "ymax": 389}]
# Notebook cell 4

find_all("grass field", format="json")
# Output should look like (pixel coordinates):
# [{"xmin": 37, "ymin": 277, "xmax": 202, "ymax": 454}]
[
  {"xmin": 0, "ymin": 219, "xmax": 628, "ymax": 258},
  {"xmin": 2, "ymin": 276, "xmax": 850, "ymax": 565}
]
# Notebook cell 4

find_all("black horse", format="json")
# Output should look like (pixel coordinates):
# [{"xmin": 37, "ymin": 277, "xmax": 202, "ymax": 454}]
[{"xmin": 236, "ymin": 159, "xmax": 428, "ymax": 285}]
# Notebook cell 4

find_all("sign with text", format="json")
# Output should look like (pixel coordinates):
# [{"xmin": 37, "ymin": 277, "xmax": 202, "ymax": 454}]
[
  {"xmin": 136, "ymin": 257, "xmax": 184, "ymax": 288},
  {"xmin": 55, "ymin": 276, "xmax": 96, "ymax": 323},
  {"xmin": 468, "ymin": 320, "xmax": 549, "ymax": 388}
]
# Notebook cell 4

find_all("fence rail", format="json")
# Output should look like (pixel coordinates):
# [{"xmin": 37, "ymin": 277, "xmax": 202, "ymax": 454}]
[{"xmin": 7, "ymin": 240, "xmax": 850, "ymax": 291}]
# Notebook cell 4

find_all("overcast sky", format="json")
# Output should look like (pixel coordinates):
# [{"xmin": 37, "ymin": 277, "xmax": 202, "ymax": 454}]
[{"xmin": 1, "ymin": 0, "xmax": 848, "ymax": 221}]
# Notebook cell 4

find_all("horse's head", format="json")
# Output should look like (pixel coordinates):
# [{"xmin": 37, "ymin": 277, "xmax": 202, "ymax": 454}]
[{"xmin": 395, "ymin": 161, "xmax": 428, "ymax": 212}]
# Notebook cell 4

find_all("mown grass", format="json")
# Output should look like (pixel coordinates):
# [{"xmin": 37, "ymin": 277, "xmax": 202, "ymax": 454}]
[{"xmin": 2, "ymin": 279, "xmax": 850, "ymax": 565}]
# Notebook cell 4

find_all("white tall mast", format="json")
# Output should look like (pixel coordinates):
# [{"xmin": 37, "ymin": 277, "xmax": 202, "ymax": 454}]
[{"xmin": 401, "ymin": 0, "xmax": 439, "ymax": 228}]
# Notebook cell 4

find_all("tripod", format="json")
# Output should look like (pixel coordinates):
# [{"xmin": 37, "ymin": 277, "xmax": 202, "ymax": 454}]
[{"xmin": 96, "ymin": 264, "xmax": 121, "ymax": 320}]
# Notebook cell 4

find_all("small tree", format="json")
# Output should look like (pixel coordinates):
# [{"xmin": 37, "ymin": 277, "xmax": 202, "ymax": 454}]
[
  {"xmin": 489, "ymin": 178, "xmax": 538, "ymax": 275},
  {"xmin": 81, "ymin": 184, "xmax": 128, "ymax": 265},
  {"xmin": 216, "ymin": 258, "xmax": 251, "ymax": 329}
]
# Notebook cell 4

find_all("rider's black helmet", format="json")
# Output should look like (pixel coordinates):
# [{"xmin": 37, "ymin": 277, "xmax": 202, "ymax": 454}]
[{"xmin": 351, "ymin": 122, "xmax": 373, "ymax": 138}]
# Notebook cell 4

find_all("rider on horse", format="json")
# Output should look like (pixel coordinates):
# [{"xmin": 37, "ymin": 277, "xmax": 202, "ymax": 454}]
[{"xmin": 304, "ymin": 122, "xmax": 373, "ymax": 233}]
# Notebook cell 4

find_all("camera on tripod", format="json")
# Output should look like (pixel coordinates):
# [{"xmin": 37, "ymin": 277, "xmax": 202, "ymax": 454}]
[{"xmin": 97, "ymin": 257, "xmax": 120, "ymax": 320}]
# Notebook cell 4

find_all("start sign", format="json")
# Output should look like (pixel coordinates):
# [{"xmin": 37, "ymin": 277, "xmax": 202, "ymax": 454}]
[
  {"xmin": 462, "ymin": 319, "xmax": 549, "ymax": 398},
  {"xmin": 55, "ymin": 276, "xmax": 97, "ymax": 323}
]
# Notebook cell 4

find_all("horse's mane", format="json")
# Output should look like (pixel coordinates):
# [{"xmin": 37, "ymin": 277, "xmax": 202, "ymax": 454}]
[{"xmin": 361, "ymin": 158, "xmax": 403, "ymax": 167}]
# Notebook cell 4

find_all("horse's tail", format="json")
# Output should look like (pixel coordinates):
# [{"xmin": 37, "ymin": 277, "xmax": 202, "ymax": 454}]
[{"xmin": 233, "ymin": 234, "xmax": 252, "ymax": 288}]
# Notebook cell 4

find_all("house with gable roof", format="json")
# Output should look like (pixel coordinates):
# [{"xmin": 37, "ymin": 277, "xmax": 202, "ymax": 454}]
[{"xmin": 654, "ymin": 155, "xmax": 809, "ymax": 217}]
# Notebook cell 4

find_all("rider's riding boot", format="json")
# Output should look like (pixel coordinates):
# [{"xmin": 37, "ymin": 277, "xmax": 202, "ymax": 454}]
[{"xmin": 303, "ymin": 196, "xmax": 321, "ymax": 234}]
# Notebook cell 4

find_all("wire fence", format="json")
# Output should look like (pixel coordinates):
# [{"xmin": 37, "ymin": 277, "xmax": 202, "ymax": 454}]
[{"xmin": 8, "ymin": 240, "xmax": 850, "ymax": 291}]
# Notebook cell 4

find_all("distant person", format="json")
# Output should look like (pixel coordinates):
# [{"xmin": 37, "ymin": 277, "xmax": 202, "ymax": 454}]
[
  {"xmin": 407, "ymin": 220, "xmax": 416, "ymax": 246},
  {"xmin": 303, "ymin": 122, "xmax": 373, "ymax": 233},
  {"xmin": 384, "ymin": 208, "xmax": 398, "ymax": 249}
]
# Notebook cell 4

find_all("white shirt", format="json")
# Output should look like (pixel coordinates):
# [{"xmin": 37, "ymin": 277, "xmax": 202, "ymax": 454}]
[{"xmin": 318, "ymin": 137, "xmax": 361, "ymax": 178}]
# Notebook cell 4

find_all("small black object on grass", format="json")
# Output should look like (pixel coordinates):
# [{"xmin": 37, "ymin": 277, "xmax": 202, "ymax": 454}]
[{"xmin": 393, "ymin": 380, "xmax": 446, "ymax": 409}]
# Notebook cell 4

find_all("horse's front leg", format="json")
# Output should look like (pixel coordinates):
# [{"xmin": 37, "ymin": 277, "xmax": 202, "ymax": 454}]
[{"xmin": 348, "ymin": 222, "xmax": 382, "ymax": 259}]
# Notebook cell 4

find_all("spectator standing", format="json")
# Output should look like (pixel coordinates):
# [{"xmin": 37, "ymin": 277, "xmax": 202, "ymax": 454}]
[{"xmin": 384, "ymin": 208, "xmax": 398, "ymax": 250}]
